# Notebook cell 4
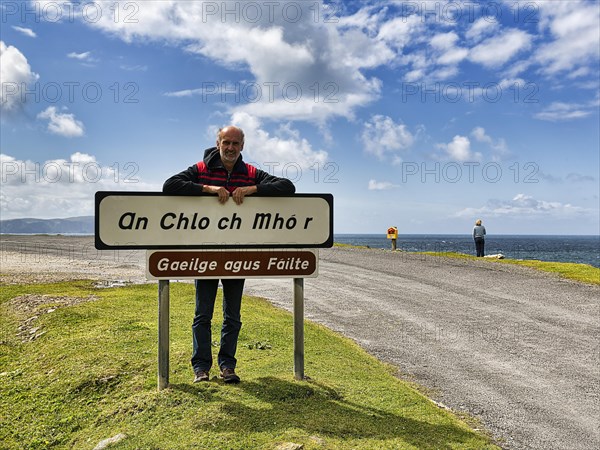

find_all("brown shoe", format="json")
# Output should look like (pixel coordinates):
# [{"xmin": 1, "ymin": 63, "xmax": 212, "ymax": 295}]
[
  {"xmin": 193, "ymin": 370, "xmax": 210, "ymax": 383},
  {"xmin": 220, "ymin": 367, "xmax": 240, "ymax": 383}
]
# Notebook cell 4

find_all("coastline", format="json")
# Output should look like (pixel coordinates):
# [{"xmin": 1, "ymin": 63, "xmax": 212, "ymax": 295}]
[
  {"xmin": 335, "ymin": 233, "xmax": 600, "ymax": 268},
  {"xmin": 3, "ymin": 232, "xmax": 598, "ymax": 268},
  {"xmin": 1, "ymin": 234, "xmax": 597, "ymax": 285}
]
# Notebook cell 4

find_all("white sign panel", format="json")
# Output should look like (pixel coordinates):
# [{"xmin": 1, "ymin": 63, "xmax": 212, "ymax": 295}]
[{"xmin": 95, "ymin": 192, "xmax": 333, "ymax": 249}]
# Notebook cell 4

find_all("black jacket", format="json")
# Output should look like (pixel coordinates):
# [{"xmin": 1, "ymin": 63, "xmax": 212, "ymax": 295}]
[{"xmin": 163, "ymin": 147, "xmax": 295, "ymax": 195}]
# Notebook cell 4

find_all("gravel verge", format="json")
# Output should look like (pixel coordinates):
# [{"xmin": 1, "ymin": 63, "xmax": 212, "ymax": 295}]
[{"xmin": 245, "ymin": 246, "xmax": 600, "ymax": 450}]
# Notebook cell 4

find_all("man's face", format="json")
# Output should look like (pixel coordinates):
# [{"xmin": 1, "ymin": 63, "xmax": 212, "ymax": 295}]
[{"xmin": 217, "ymin": 128, "xmax": 244, "ymax": 166}]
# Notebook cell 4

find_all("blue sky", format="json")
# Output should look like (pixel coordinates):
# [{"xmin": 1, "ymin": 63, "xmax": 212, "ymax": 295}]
[{"xmin": 1, "ymin": 0, "xmax": 599, "ymax": 234}]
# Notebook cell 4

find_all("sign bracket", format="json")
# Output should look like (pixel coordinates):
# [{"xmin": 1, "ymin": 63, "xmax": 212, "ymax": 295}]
[{"xmin": 293, "ymin": 278, "xmax": 304, "ymax": 380}]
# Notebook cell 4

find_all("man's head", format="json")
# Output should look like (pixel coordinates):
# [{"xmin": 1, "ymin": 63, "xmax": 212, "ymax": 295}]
[{"xmin": 217, "ymin": 126, "xmax": 245, "ymax": 170}]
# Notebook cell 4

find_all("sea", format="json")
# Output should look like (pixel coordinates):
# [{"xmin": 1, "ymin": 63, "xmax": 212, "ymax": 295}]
[{"xmin": 334, "ymin": 234, "xmax": 600, "ymax": 268}]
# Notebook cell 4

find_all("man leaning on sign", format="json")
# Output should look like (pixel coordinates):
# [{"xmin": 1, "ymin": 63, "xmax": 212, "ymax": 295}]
[{"xmin": 163, "ymin": 125, "xmax": 295, "ymax": 383}]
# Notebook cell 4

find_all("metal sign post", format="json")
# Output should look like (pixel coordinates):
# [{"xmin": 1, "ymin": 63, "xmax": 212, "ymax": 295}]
[
  {"xmin": 158, "ymin": 280, "xmax": 170, "ymax": 390},
  {"xmin": 293, "ymin": 278, "xmax": 304, "ymax": 380},
  {"xmin": 387, "ymin": 226, "xmax": 399, "ymax": 251},
  {"xmin": 154, "ymin": 277, "xmax": 306, "ymax": 389}
]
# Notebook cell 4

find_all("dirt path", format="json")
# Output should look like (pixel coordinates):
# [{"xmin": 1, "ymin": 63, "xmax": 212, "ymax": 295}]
[{"xmin": 2, "ymin": 236, "xmax": 599, "ymax": 449}]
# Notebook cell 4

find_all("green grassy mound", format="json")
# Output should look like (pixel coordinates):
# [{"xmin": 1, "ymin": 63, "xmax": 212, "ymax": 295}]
[
  {"xmin": 0, "ymin": 281, "xmax": 498, "ymax": 449},
  {"xmin": 420, "ymin": 251, "xmax": 600, "ymax": 285}
]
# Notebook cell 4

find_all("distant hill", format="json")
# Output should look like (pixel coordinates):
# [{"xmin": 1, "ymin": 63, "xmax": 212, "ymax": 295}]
[{"xmin": 0, "ymin": 216, "xmax": 94, "ymax": 234}]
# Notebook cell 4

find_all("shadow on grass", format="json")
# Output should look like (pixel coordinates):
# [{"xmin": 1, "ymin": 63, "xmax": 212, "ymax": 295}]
[{"xmin": 173, "ymin": 376, "xmax": 484, "ymax": 449}]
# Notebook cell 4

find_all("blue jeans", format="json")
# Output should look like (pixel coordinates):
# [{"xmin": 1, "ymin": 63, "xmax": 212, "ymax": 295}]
[{"xmin": 191, "ymin": 279, "xmax": 245, "ymax": 372}]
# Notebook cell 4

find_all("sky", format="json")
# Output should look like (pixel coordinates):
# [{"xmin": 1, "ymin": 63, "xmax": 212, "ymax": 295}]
[{"xmin": 1, "ymin": 0, "xmax": 599, "ymax": 235}]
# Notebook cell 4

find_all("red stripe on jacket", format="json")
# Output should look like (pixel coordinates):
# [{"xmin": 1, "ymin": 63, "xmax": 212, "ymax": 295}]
[{"xmin": 196, "ymin": 161, "xmax": 257, "ymax": 193}]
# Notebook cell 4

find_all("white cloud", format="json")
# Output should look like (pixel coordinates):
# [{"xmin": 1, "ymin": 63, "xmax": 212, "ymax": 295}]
[
  {"xmin": 534, "ymin": 101, "xmax": 597, "ymax": 122},
  {"xmin": 470, "ymin": 127, "xmax": 509, "ymax": 160},
  {"xmin": 60, "ymin": 1, "xmax": 393, "ymax": 124},
  {"xmin": 471, "ymin": 127, "xmax": 492, "ymax": 144},
  {"xmin": 12, "ymin": 26, "xmax": 37, "ymax": 38},
  {"xmin": 37, "ymin": 106, "xmax": 85, "ymax": 137},
  {"xmin": 403, "ymin": 68, "xmax": 424, "ymax": 83},
  {"xmin": 120, "ymin": 64, "xmax": 148, "ymax": 72},
  {"xmin": 436, "ymin": 135, "xmax": 482, "ymax": 162},
  {"xmin": 566, "ymin": 173, "xmax": 596, "ymax": 183},
  {"xmin": 502, "ymin": 60, "xmax": 532, "ymax": 79},
  {"xmin": 230, "ymin": 112, "xmax": 328, "ymax": 170},
  {"xmin": 335, "ymin": 28, "xmax": 395, "ymax": 69},
  {"xmin": 361, "ymin": 115, "xmax": 414, "ymax": 164},
  {"xmin": 336, "ymin": 5, "xmax": 388, "ymax": 35},
  {"xmin": 469, "ymin": 29, "xmax": 532, "ymax": 68},
  {"xmin": 430, "ymin": 31, "xmax": 468, "ymax": 67},
  {"xmin": 67, "ymin": 51, "xmax": 98, "ymax": 65},
  {"xmin": 164, "ymin": 88, "xmax": 204, "ymax": 98},
  {"xmin": 431, "ymin": 32, "xmax": 459, "ymax": 51},
  {"xmin": 455, "ymin": 194, "xmax": 592, "ymax": 218},
  {"xmin": 437, "ymin": 47, "xmax": 469, "ymax": 66},
  {"xmin": 0, "ymin": 152, "xmax": 157, "ymax": 220},
  {"xmin": 377, "ymin": 15, "xmax": 424, "ymax": 51},
  {"xmin": 535, "ymin": 0, "xmax": 600, "ymax": 76},
  {"xmin": 368, "ymin": 179, "xmax": 398, "ymax": 190},
  {"xmin": 233, "ymin": 77, "xmax": 382, "ymax": 124},
  {"xmin": 465, "ymin": 17, "xmax": 499, "ymax": 42},
  {"xmin": 567, "ymin": 67, "xmax": 591, "ymax": 80},
  {"xmin": 397, "ymin": 28, "xmax": 469, "ymax": 82},
  {"xmin": 0, "ymin": 41, "xmax": 40, "ymax": 113},
  {"xmin": 67, "ymin": 51, "xmax": 92, "ymax": 60}
]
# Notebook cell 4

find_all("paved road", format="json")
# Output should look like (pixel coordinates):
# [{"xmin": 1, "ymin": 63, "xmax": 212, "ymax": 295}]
[
  {"xmin": 2, "ymin": 236, "xmax": 599, "ymax": 449},
  {"xmin": 245, "ymin": 247, "xmax": 600, "ymax": 450}
]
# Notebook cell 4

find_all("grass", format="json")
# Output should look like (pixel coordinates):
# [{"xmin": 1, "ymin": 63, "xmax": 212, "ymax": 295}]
[
  {"xmin": 496, "ymin": 259, "xmax": 600, "ymax": 284},
  {"xmin": 331, "ymin": 243, "xmax": 599, "ymax": 285},
  {"xmin": 420, "ymin": 251, "xmax": 600, "ymax": 285},
  {"xmin": 0, "ymin": 280, "xmax": 499, "ymax": 450},
  {"xmin": 333, "ymin": 242, "xmax": 370, "ymax": 249}
]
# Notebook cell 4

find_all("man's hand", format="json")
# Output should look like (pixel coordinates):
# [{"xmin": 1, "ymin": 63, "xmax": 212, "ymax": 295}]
[
  {"xmin": 202, "ymin": 185, "xmax": 230, "ymax": 204},
  {"xmin": 231, "ymin": 186, "xmax": 257, "ymax": 205}
]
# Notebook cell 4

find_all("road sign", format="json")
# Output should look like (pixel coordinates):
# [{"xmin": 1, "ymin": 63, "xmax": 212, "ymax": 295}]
[
  {"xmin": 387, "ymin": 226, "xmax": 398, "ymax": 239},
  {"xmin": 96, "ymin": 191, "xmax": 333, "ymax": 390},
  {"xmin": 146, "ymin": 249, "xmax": 318, "ymax": 279},
  {"xmin": 95, "ymin": 192, "xmax": 333, "ymax": 249}
]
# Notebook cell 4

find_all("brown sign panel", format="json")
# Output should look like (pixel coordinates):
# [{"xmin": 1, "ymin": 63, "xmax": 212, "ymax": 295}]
[{"xmin": 146, "ymin": 250, "xmax": 318, "ymax": 279}]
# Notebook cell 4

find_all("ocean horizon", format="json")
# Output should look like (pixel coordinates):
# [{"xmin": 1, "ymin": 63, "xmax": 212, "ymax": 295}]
[
  {"xmin": 335, "ymin": 234, "xmax": 600, "ymax": 268},
  {"xmin": 1, "ymin": 233, "xmax": 599, "ymax": 268}
]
